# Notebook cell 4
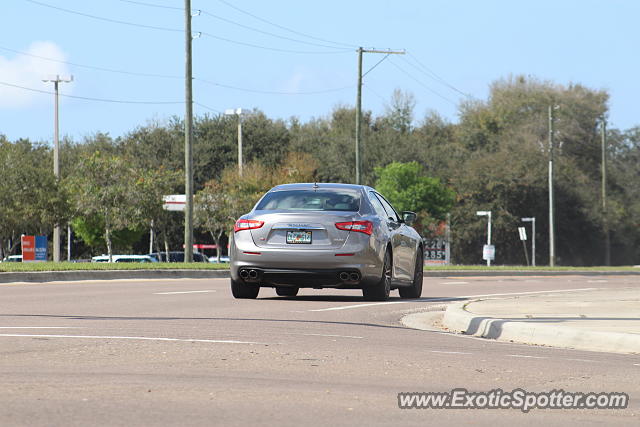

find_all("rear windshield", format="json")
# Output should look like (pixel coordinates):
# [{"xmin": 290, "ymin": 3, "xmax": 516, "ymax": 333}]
[{"xmin": 255, "ymin": 190, "xmax": 361, "ymax": 212}]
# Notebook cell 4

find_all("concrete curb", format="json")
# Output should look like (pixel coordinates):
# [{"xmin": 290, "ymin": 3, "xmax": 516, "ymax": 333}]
[
  {"xmin": 0, "ymin": 269, "xmax": 230, "ymax": 283},
  {"xmin": 441, "ymin": 301, "xmax": 640, "ymax": 354}
]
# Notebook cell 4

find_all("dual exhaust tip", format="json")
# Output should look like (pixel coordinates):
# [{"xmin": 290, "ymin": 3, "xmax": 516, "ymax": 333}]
[
  {"xmin": 339, "ymin": 271, "xmax": 360, "ymax": 283},
  {"xmin": 239, "ymin": 269, "xmax": 259, "ymax": 281}
]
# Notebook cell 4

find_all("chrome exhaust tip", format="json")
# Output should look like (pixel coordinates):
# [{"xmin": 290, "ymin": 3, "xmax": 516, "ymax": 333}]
[
  {"xmin": 339, "ymin": 272, "xmax": 350, "ymax": 281},
  {"xmin": 248, "ymin": 270, "xmax": 258, "ymax": 279},
  {"xmin": 239, "ymin": 270, "xmax": 249, "ymax": 279},
  {"xmin": 349, "ymin": 272, "xmax": 360, "ymax": 282}
]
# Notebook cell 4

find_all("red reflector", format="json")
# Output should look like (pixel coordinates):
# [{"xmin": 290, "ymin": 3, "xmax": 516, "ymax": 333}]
[
  {"xmin": 243, "ymin": 251, "xmax": 261, "ymax": 255},
  {"xmin": 335, "ymin": 253, "xmax": 355, "ymax": 256},
  {"xmin": 234, "ymin": 219, "xmax": 264, "ymax": 233},
  {"xmin": 335, "ymin": 220, "xmax": 373, "ymax": 235}
]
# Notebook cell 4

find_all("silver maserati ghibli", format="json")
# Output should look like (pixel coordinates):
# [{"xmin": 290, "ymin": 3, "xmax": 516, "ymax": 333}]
[{"xmin": 229, "ymin": 183, "xmax": 424, "ymax": 300}]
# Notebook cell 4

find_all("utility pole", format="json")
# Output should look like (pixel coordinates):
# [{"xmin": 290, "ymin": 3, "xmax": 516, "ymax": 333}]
[
  {"xmin": 42, "ymin": 74, "xmax": 73, "ymax": 262},
  {"xmin": 354, "ymin": 47, "xmax": 405, "ymax": 184},
  {"xmin": 184, "ymin": 0, "xmax": 194, "ymax": 263},
  {"xmin": 548, "ymin": 105, "xmax": 557, "ymax": 267},
  {"xmin": 601, "ymin": 118, "xmax": 610, "ymax": 266}
]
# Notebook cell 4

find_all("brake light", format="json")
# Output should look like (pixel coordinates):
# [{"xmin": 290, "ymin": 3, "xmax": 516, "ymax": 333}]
[
  {"xmin": 234, "ymin": 219, "xmax": 264, "ymax": 233},
  {"xmin": 335, "ymin": 220, "xmax": 373, "ymax": 235}
]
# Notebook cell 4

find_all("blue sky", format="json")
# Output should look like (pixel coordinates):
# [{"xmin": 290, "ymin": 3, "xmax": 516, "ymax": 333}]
[{"xmin": 1, "ymin": 0, "xmax": 638, "ymax": 143}]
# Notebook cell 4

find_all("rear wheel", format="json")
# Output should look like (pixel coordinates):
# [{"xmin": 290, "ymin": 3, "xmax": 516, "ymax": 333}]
[
  {"xmin": 399, "ymin": 248, "xmax": 423, "ymax": 299},
  {"xmin": 230, "ymin": 278, "xmax": 259, "ymax": 299},
  {"xmin": 363, "ymin": 250, "xmax": 391, "ymax": 301},
  {"xmin": 275, "ymin": 287, "xmax": 299, "ymax": 297}
]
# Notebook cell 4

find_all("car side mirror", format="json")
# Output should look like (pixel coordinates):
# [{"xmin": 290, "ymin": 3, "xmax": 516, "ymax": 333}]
[{"xmin": 402, "ymin": 211, "xmax": 417, "ymax": 226}]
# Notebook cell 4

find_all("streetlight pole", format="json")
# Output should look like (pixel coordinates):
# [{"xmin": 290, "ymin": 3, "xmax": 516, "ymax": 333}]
[
  {"xmin": 42, "ymin": 74, "xmax": 73, "ymax": 262},
  {"xmin": 522, "ymin": 217, "xmax": 536, "ymax": 267},
  {"xmin": 476, "ymin": 211, "xmax": 492, "ymax": 266},
  {"xmin": 548, "ymin": 105, "xmax": 558, "ymax": 267},
  {"xmin": 225, "ymin": 108, "xmax": 247, "ymax": 176},
  {"xmin": 601, "ymin": 118, "xmax": 610, "ymax": 266}
]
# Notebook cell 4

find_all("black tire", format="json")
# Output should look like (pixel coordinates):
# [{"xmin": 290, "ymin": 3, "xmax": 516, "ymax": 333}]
[
  {"xmin": 275, "ymin": 287, "xmax": 299, "ymax": 297},
  {"xmin": 230, "ymin": 278, "xmax": 259, "ymax": 299},
  {"xmin": 399, "ymin": 248, "xmax": 423, "ymax": 299},
  {"xmin": 363, "ymin": 250, "xmax": 391, "ymax": 301}
]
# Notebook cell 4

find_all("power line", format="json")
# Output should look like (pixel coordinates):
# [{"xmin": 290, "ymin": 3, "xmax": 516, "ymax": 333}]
[
  {"xmin": 116, "ymin": 0, "xmax": 181, "ymax": 10},
  {"xmin": 25, "ymin": 0, "xmax": 350, "ymax": 55},
  {"xmin": 195, "ymin": 78, "xmax": 353, "ymax": 95},
  {"xmin": 0, "ymin": 45, "xmax": 352, "ymax": 94},
  {"xmin": 198, "ymin": 10, "xmax": 352, "ymax": 50},
  {"xmin": 216, "ymin": 0, "xmax": 358, "ymax": 49},
  {"xmin": 0, "ymin": 45, "xmax": 182, "ymax": 79},
  {"xmin": 0, "ymin": 80, "xmax": 183, "ymax": 105},
  {"xmin": 387, "ymin": 60, "xmax": 457, "ymax": 106},
  {"xmin": 194, "ymin": 101, "xmax": 222, "ymax": 114},
  {"xmin": 24, "ymin": 0, "xmax": 182, "ymax": 32},
  {"xmin": 198, "ymin": 32, "xmax": 350, "ymax": 54},
  {"xmin": 404, "ymin": 52, "xmax": 472, "ymax": 99}
]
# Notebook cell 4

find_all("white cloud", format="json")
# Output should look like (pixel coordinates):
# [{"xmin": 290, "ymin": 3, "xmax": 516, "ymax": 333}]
[{"xmin": 0, "ymin": 41, "xmax": 70, "ymax": 109}]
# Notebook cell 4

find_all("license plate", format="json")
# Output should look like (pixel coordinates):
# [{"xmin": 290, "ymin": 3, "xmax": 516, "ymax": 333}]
[{"xmin": 286, "ymin": 230, "xmax": 312, "ymax": 244}]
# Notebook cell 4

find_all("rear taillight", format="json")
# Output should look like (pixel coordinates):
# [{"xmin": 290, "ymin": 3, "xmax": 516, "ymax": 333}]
[
  {"xmin": 234, "ymin": 219, "xmax": 264, "ymax": 233},
  {"xmin": 335, "ymin": 220, "xmax": 373, "ymax": 235}
]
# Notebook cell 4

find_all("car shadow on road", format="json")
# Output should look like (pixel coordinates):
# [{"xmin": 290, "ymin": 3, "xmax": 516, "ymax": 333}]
[{"xmin": 259, "ymin": 295, "xmax": 466, "ymax": 303}]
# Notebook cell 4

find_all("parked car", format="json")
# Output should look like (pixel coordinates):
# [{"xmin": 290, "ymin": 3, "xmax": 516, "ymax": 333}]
[
  {"xmin": 91, "ymin": 255, "xmax": 157, "ymax": 263},
  {"xmin": 147, "ymin": 251, "xmax": 208, "ymax": 263},
  {"xmin": 1, "ymin": 255, "xmax": 22, "ymax": 262},
  {"xmin": 209, "ymin": 255, "xmax": 230, "ymax": 263},
  {"xmin": 229, "ymin": 183, "xmax": 423, "ymax": 301}
]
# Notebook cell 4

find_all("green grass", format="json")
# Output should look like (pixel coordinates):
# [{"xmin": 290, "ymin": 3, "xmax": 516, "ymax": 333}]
[
  {"xmin": 424, "ymin": 265, "xmax": 640, "ymax": 272},
  {"xmin": 0, "ymin": 262, "xmax": 229, "ymax": 272}
]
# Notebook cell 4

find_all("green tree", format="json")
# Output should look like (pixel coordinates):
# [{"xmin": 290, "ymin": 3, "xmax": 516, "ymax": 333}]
[
  {"xmin": 65, "ymin": 151, "xmax": 150, "ymax": 259},
  {"xmin": 374, "ymin": 161, "xmax": 455, "ymax": 235}
]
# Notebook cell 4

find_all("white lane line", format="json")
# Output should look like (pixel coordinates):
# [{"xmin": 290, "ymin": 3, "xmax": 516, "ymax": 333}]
[
  {"xmin": 634, "ymin": 364, "xmax": 640, "ymax": 367},
  {"xmin": 463, "ymin": 287, "xmax": 599, "ymax": 299},
  {"xmin": 309, "ymin": 301, "xmax": 415, "ymax": 312},
  {"xmin": 309, "ymin": 288, "xmax": 599, "ymax": 312},
  {"xmin": 587, "ymin": 280, "xmax": 608, "ymax": 283},
  {"xmin": 0, "ymin": 334, "xmax": 262, "ymax": 344},
  {"xmin": 440, "ymin": 282, "xmax": 469, "ymax": 285},
  {"xmin": 154, "ymin": 290, "xmax": 217, "ymax": 295},
  {"xmin": 0, "ymin": 327, "xmax": 83, "ymax": 329},
  {"xmin": 430, "ymin": 350, "xmax": 472, "ymax": 355},
  {"xmin": 282, "ymin": 332, "xmax": 363, "ymax": 339},
  {"xmin": 507, "ymin": 354, "xmax": 548, "ymax": 359},
  {"xmin": 565, "ymin": 358, "xmax": 596, "ymax": 363}
]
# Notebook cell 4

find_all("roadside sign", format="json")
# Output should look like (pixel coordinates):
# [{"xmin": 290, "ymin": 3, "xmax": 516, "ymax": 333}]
[
  {"xmin": 163, "ymin": 194, "xmax": 186, "ymax": 211},
  {"xmin": 482, "ymin": 244, "xmax": 495, "ymax": 261},
  {"xmin": 21, "ymin": 235, "xmax": 47, "ymax": 262},
  {"xmin": 518, "ymin": 227, "xmax": 527, "ymax": 241}
]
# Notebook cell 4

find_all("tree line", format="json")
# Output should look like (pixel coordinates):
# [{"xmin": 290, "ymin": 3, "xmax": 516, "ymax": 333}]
[{"xmin": 1, "ymin": 75, "xmax": 638, "ymax": 265}]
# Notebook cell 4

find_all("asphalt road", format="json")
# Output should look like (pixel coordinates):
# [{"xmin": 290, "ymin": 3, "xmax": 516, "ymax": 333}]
[{"xmin": 1, "ymin": 275, "xmax": 638, "ymax": 426}]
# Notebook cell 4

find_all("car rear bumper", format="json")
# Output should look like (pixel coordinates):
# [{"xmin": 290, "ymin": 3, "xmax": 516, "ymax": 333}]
[{"xmin": 234, "ymin": 267, "xmax": 379, "ymax": 288}]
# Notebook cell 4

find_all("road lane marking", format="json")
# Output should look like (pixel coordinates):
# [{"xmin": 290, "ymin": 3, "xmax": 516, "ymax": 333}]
[
  {"xmin": 283, "ymin": 332, "xmax": 363, "ymax": 339},
  {"xmin": 587, "ymin": 280, "xmax": 608, "ymax": 283},
  {"xmin": 430, "ymin": 350, "xmax": 472, "ymax": 355},
  {"xmin": 463, "ymin": 288, "xmax": 598, "ymax": 299},
  {"xmin": 310, "ymin": 289, "xmax": 599, "ymax": 312},
  {"xmin": 153, "ymin": 290, "xmax": 217, "ymax": 295},
  {"xmin": 0, "ymin": 327, "xmax": 83, "ymax": 329},
  {"xmin": 0, "ymin": 334, "xmax": 262, "ymax": 344},
  {"xmin": 507, "ymin": 354, "xmax": 548, "ymax": 359},
  {"xmin": 440, "ymin": 282, "xmax": 469, "ymax": 285}
]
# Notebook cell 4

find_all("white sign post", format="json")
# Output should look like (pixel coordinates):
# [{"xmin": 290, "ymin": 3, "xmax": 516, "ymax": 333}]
[
  {"xmin": 518, "ymin": 226, "xmax": 530, "ymax": 266},
  {"xmin": 476, "ymin": 211, "xmax": 492, "ymax": 266},
  {"xmin": 521, "ymin": 217, "xmax": 536, "ymax": 267}
]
